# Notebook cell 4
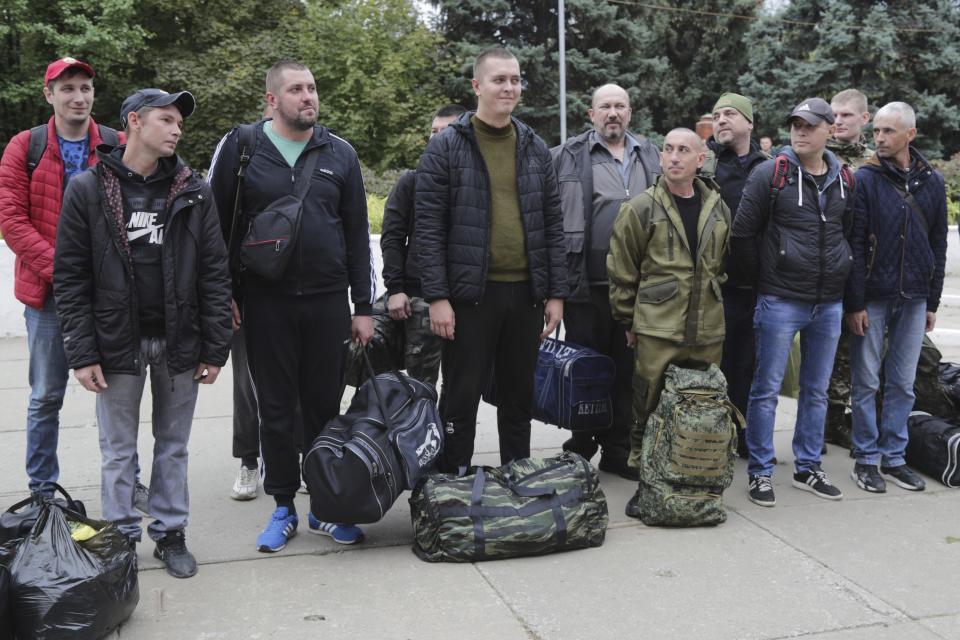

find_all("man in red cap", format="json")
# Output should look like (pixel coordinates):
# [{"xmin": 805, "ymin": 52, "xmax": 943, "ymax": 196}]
[{"xmin": 0, "ymin": 57, "xmax": 123, "ymax": 498}]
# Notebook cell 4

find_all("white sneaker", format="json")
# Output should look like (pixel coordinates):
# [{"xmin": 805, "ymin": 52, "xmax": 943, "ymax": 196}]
[{"xmin": 230, "ymin": 465, "xmax": 259, "ymax": 501}]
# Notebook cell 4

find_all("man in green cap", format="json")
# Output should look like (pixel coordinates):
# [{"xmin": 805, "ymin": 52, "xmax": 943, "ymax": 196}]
[
  {"xmin": 607, "ymin": 128, "xmax": 730, "ymax": 517},
  {"xmin": 701, "ymin": 93, "xmax": 768, "ymax": 457}
]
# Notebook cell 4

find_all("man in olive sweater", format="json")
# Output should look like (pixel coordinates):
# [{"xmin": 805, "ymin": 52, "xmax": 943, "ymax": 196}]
[{"xmin": 415, "ymin": 47, "xmax": 567, "ymax": 473}]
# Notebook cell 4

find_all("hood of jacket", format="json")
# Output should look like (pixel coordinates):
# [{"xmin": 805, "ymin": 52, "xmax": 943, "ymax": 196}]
[{"xmin": 861, "ymin": 145, "xmax": 934, "ymax": 182}]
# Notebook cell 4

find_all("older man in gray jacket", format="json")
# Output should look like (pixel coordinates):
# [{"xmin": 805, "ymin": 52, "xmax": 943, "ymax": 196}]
[{"xmin": 551, "ymin": 83, "xmax": 660, "ymax": 479}]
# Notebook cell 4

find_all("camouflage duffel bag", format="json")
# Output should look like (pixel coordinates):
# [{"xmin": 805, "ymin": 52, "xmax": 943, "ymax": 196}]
[
  {"xmin": 637, "ymin": 364, "xmax": 741, "ymax": 527},
  {"xmin": 409, "ymin": 452, "xmax": 608, "ymax": 562}
]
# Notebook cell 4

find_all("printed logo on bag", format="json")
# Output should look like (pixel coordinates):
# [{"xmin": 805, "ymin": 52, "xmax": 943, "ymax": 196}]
[
  {"xmin": 576, "ymin": 399, "xmax": 610, "ymax": 416},
  {"xmin": 540, "ymin": 340, "xmax": 578, "ymax": 359},
  {"xmin": 416, "ymin": 423, "xmax": 441, "ymax": 467},
  {"xmin": 319, "ymin": 168, "xmax": 334, "ymax": 176}
]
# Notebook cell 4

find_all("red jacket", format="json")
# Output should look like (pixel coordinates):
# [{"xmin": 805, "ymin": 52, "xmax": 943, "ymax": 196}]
[{"xmin": 0, "ymin": 117, "xmax": 123, "ymax": 308}]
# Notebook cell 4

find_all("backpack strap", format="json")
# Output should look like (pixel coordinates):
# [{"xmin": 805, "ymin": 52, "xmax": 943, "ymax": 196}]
[
  {"xmin": 25, "ymin": 125, "xmax": 48, "ymax": 179},
  {"xmin": 878, "ymin": 171, "xmax": 930, "ymax": 236},
  {"xmin": 227, "ymin": 123, "xmax": 260, "ymax": 269},
  {"xmin": 768, "ymin": 153, "xmax": 791, "ymax": 211}
]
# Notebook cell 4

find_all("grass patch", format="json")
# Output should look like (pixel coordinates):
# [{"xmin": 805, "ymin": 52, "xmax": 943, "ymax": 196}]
[{"xmin": 368, "ymin": 193, "xmax": 386, "ymax": 234}]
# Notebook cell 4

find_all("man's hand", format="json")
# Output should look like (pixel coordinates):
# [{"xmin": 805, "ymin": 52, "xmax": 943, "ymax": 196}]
[
  {"xmin": 429, "ymin": 299, "xmax": 455, "ymax": 340},
  {"xmin": 75, "ymin": 364, "xmax": 108, "ymax": 393},
  {"xmin": 625, "ymin": 330, "xmax": 637, "ymax": 348},
  {"xmin": 846, "ymin": 310, "xmax": 869, "ymax": 337},
  {"xmin": 387, "ymin": 293, "xmax": 412, "ymax": 321},
  {"xmin": 540, "ymin": 298, "xmax": 564, "ymax": 341},
  {"xmin": 194, "ymin": 363, "xmax": 221, "ymax": 384},
  {"xmin": 231, "ymin": 298, "xmax": 241, "ymax": 332},
  {"xmin": 926, "ymin": 311, "xmax": 937, "ymax": 333},
  {"xmin": 352, "ymin": 315, "xmax": 375, "ymax": 345}
]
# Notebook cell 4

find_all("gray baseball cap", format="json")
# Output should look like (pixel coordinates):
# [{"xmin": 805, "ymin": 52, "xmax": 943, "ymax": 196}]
[
  {"xmin": 787, "ymin": 97, "xmax": 835, "ymax": 125},
  {"xmin": 120, "ymin": 88, "xmax": 196, "ymax": 127}
]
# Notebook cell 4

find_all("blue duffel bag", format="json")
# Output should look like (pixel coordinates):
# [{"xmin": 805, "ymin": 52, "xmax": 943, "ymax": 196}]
[{"xmin": 485, "ymin": 334, "xmax": 616, "ymax": 432}]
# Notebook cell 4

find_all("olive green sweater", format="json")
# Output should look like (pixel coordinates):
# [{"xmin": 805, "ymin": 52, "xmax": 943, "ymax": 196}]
[{"xmin": 472, "ymin": 115, "xmax": 529, "ymax": 282}]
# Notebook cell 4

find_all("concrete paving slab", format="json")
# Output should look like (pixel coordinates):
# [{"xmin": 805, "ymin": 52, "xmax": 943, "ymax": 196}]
[
  {"xmin": 798, "ymin": 621, "xmax": 944, "ymax": 640},
  {"xmin": 920, "ymin": 614, "xmax": 960, "ymax": 640},
  {"xmin": 124, "ymin": 550, "xmax": 532, "ymax": 640},
  {"xmin": 739, "ymin": 492, "xmax": 960, "ymax": 620},
  {"xmin": 474, "ymin": 520, "xmax": 904, "ymax": 640}
]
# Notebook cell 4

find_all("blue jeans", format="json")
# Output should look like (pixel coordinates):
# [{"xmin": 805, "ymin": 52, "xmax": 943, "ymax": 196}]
[
  {"xmin": 746, "ymin": 295, "xmax": 843, "ymax": 476},
  {"xmin": 24, "ymin": 297, "xmax": 69, "ymax": 494},
  {"xmin": 849, "ymin": 299, "xmax": 927, "ymax": 467}
]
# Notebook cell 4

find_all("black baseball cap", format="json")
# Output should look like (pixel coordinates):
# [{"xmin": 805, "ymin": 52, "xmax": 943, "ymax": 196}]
[
  {"xmin": 787, "ymin": 97, "xmax": 835, "ymax": 125},
  {"xmin": 120, "ymin": 88, "xmax": 196, "ymax": 127}
]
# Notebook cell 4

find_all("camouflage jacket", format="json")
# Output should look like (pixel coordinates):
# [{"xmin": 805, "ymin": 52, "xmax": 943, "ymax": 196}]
[
  {"xmin": 827, "ymin": 136, "xmax": 874, "ymax": 169},
  {"xmin": 607, "ymin": 176, "xmax": 730, "ymax": 345}
]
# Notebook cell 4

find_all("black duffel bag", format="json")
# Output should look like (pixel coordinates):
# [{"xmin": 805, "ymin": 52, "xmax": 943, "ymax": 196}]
[
  {"xmin": 0, "ymin": 563, "xmax": 11, "ymax": 640},
  {"xmin": 303, "ymin": 350, "xmax": 444, "ymax": 524},
  {"xmin": 906, "ymin": 411, "xmax": 960, "ymax": 487},
  {"xmin": 1, "ymin": 484, "xmax": 86, "ymax": 546}
]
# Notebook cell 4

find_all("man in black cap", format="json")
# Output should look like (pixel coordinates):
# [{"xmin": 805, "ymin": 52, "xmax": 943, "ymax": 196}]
[
  {"xmin": 54, "ymin": 88, "xmax": 232, "ymax": 578},
  {"xmin": 732, "ymin": 97, "xmax": 854, "ymax": 507}
]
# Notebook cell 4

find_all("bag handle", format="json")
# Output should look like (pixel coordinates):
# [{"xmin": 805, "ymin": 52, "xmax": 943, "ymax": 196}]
[
  {"xmin": 360, "ymin": 345, "xmax": 418, "ymax": 431},
  {"xmin": 5, "ymin": 482, "xmax": 82, "ymax": 514}
]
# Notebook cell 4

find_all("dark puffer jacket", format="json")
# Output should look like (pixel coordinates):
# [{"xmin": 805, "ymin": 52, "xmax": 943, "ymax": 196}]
[
  {"xmin": 731, "ymin": 147, "xmax": 854, "ymax": 304},
  {"xmin": 414, "ymin": 112, "xmax": 567, "ymax": 303},
  {"xmin": 54, "ymin": 147, "xmax": 232, "ymax": 375},
  {"xmin": 845, "ymin": 149, "xmax": 948, "ymax": 313}
]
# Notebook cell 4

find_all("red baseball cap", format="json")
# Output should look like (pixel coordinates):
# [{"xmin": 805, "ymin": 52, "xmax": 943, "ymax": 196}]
[{"xmin": 45, "ymin": 57, "xmax": 95, "ymax": 85}]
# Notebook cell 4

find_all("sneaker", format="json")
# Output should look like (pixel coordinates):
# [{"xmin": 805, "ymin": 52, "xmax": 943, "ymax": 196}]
[
  {"xmin": 624, "ymin": 488, "xmax": 642, "ymax": 519},
  {"xmin": 851, "ymin": 463, "xmax": 886, "ymax": 493},
  {"xmin": 153, "ymin": 530, "xmax": 197, "ymax": 578},
  {"xmin": 881, "ymin": 465, "xmax": 926, "ymax": 491},
  {"xmin": 257, "ymin": 507, "xmax": 298, "ymax": 552},
  {"xmin": 307, "ymin": 513, "xmax": 364, "ymax": 545},
  {"xmin": 792, "ymin": 467, "xmax": 843, "ymax": 500},
  {"xmin": 134, "ymin": 481, "xmax": 150, "ymax": 515},
  {"xmin": 562, "ymin": 436, "xmax": 599, "ymax": 461},
  {"xmin": 230, "ymin": 465, "xmax": 259, "ymax": 501},
  {"xmin": 748, "ymin": 475, "xmax": 776, "ymax": 507},
  {"xmin": 598, "ymin": 456, "xmax": 641, "ymax": 481}
]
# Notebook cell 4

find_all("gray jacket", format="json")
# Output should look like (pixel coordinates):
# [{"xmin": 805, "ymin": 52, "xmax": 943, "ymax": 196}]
[{"xmin": 551, "ymin": 130, "xmax": 660, "ymax": 303}]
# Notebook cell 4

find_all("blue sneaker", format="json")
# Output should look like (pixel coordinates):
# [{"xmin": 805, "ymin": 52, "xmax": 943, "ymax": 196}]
[
  {"xmin": 256, "ymin": 507, "xmax": 298, "ymax": 553},
  {"xmin": 307, "ymin": 513, "xmax": 364, "ymax": 545}
]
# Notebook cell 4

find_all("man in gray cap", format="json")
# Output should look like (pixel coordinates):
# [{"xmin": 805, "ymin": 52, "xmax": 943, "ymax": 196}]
[
  {"xmin": 54, "ymin": 88, "xmax": 232, "ymax": 578},
  {"xmin": 731, "ymin": 98, "xmax": 855, "ymax": 507},
  {"xmin": 551, "ymin": 83, "xmax": 660, "ymax": 479}
]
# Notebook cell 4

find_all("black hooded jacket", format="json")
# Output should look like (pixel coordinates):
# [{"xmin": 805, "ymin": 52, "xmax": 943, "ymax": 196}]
[{"xmin": 54, "ymin": 146, "xmax": 232, "ymax": 375}]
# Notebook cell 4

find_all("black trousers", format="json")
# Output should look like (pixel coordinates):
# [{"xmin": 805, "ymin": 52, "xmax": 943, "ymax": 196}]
[
  {"xmin": 720, "ymin": 287, "xmax": 756, "ymax": 417},
  {"xmin": 243, "ymin": 289, "xmax": 350, "ymax": 499},
  {"xmin": 563, "ymin": 286, "xmax": 634, "ymax": 462},
  {"xmin": 231, "ymin": 324, "xmax": 303, "ymax": 463},
  {"xmin": 439, "ymin": 281, "xmax": 543, "ymax": 471}
]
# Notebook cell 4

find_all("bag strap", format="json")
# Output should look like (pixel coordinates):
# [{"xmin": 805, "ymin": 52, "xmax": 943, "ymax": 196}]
[
  {"xmin": 97, "ymin": 124, "xmax": 120, "ymax": 147},
  {"xmin": 26, "ymin": 124, "xmax": 48, "ymax": 179},
  {"xmin": 227, "ymin": 123, "xmax": 260, "ymax": 270},
  {"xmin": 470, "ymin": 470, "xmax": 487, "ymax": 560},
  {"xmin": 878, "ymin": 172, "xmax": 930, "ymax": 236},
  {"xmin": 360, "ymin": 346, "xmax": 418, "ymax": 431}
]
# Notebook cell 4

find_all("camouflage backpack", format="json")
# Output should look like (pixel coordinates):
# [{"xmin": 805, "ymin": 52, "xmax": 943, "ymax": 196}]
[
  {"xmin": 636, "ymin": 364, "xmax": 741, "ymax": 527},
  {"xmin": 409, "ymin": 452, "xmax": 608, "ymax": 562}
]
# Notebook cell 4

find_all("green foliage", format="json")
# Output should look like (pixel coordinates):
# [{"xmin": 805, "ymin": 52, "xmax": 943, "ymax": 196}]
[
  {"xmin": 932, "ymin": 153, "xmax": 960, "ymax": 224},
  {"xmin": 367, "ymin": 193, "xmax": 386, "ymax": 234},
  {"xmin": 740, "ymin": 0, "xmax": 960, "ymax": 158}
]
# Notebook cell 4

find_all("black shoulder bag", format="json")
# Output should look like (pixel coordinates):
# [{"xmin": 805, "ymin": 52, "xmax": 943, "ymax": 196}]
[{"xmin": 238, "ymin": 148, "xmax": 320, "ymax": 281}]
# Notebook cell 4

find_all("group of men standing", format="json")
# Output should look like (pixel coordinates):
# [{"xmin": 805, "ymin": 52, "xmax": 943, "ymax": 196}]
[{"xmin": 0, "ymin": 48, "xmax": 948, "ymax": 579}]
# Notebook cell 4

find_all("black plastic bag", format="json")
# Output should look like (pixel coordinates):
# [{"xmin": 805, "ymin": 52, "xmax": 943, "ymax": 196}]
[
  {"xmin": 0, "ymin": 563, "xmax": 12, "ymax": 640},
  {"xmin": 7, "ymin": 501, "xmax": 138, "ymax": 640},
  {"xmin": 1, "ymin": 484, "xmax": 86, "ymax": 546}
]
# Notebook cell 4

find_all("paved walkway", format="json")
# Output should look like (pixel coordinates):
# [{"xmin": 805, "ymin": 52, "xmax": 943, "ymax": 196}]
[{"xmin": 2, "ymin": 297, "xmax": 960, "ymax": 639}]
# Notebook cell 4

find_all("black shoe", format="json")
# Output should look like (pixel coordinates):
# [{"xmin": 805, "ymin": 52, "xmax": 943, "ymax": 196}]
[
  {"xmin": 624, "ymin": 489, "xmax": 642, "ymax": 519},
  {"xmin": 598, "ymin": 456, "xmax": 641, "ymax": 481},
  {"xmin": 748, "ymin": 475, "xmax": 776, "ymax": 507},
  {"xmin": 850, "ymin": 463, "xmax": 886, "ymax": 493},
  {"xmin": 822, "ymin": 443, "xmax": 828, "ymax": 455},
  {"xmin": 562, "ymin": 436, "xmax": 599, "ymax": 461},
  {"xmin": 880, "ymin": 464, "xmax": 926, "ymax": 491},
  {"xmin": 736, "ymin": 429, "xmax": 749, "ymax": 460},
  {"xmin": 792, "ymin": 467, "xmax": 843, "ymax": 500},
  {"xmin": 153, "ymin": 530, "xmax": 198, "ymax": 578}
]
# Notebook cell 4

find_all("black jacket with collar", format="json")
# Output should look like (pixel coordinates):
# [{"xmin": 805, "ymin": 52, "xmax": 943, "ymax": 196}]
[
  {"xmin": 207, "ymin": 121, "xmax": 374, "ymax": 314},
  {"xmin": 414, "ymin": 112, "xmax": 568, "ymax": 303},
  {"xmin": 54, "ymin": 147, "xmax": 232, "ymax": 375},
  {"xmin": 551, "ymin": 129, "xmax": 660, "ymax": 303},
  {"xmin": 731, "ymin": 147, "xmax": 855, "ymax": 304},
  {"xmin": 380, "ymin": 169, "xmax": 421, "ymax": 297}
]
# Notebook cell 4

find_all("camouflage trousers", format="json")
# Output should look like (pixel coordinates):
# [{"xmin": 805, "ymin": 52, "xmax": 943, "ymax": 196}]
[
  {"xmin": 824, "ymin": 329, "xmax": 853, "ymax": 448},
  {"xmin": 627, "ymin": 334, "xmax": 723, "ymax": 468},
  {"xmin": 345, "ymin": 295, "xmax": 441, "ymax": 387}
]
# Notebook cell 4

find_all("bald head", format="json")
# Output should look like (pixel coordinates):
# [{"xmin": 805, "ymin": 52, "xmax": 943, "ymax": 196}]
[
  {"xmin": 589, "ymin": 84, "xmax": 632, "ymax": 143},
  {"xmin": 661, "ymin": 128, "xmax": 705, "ymax": 190}
]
